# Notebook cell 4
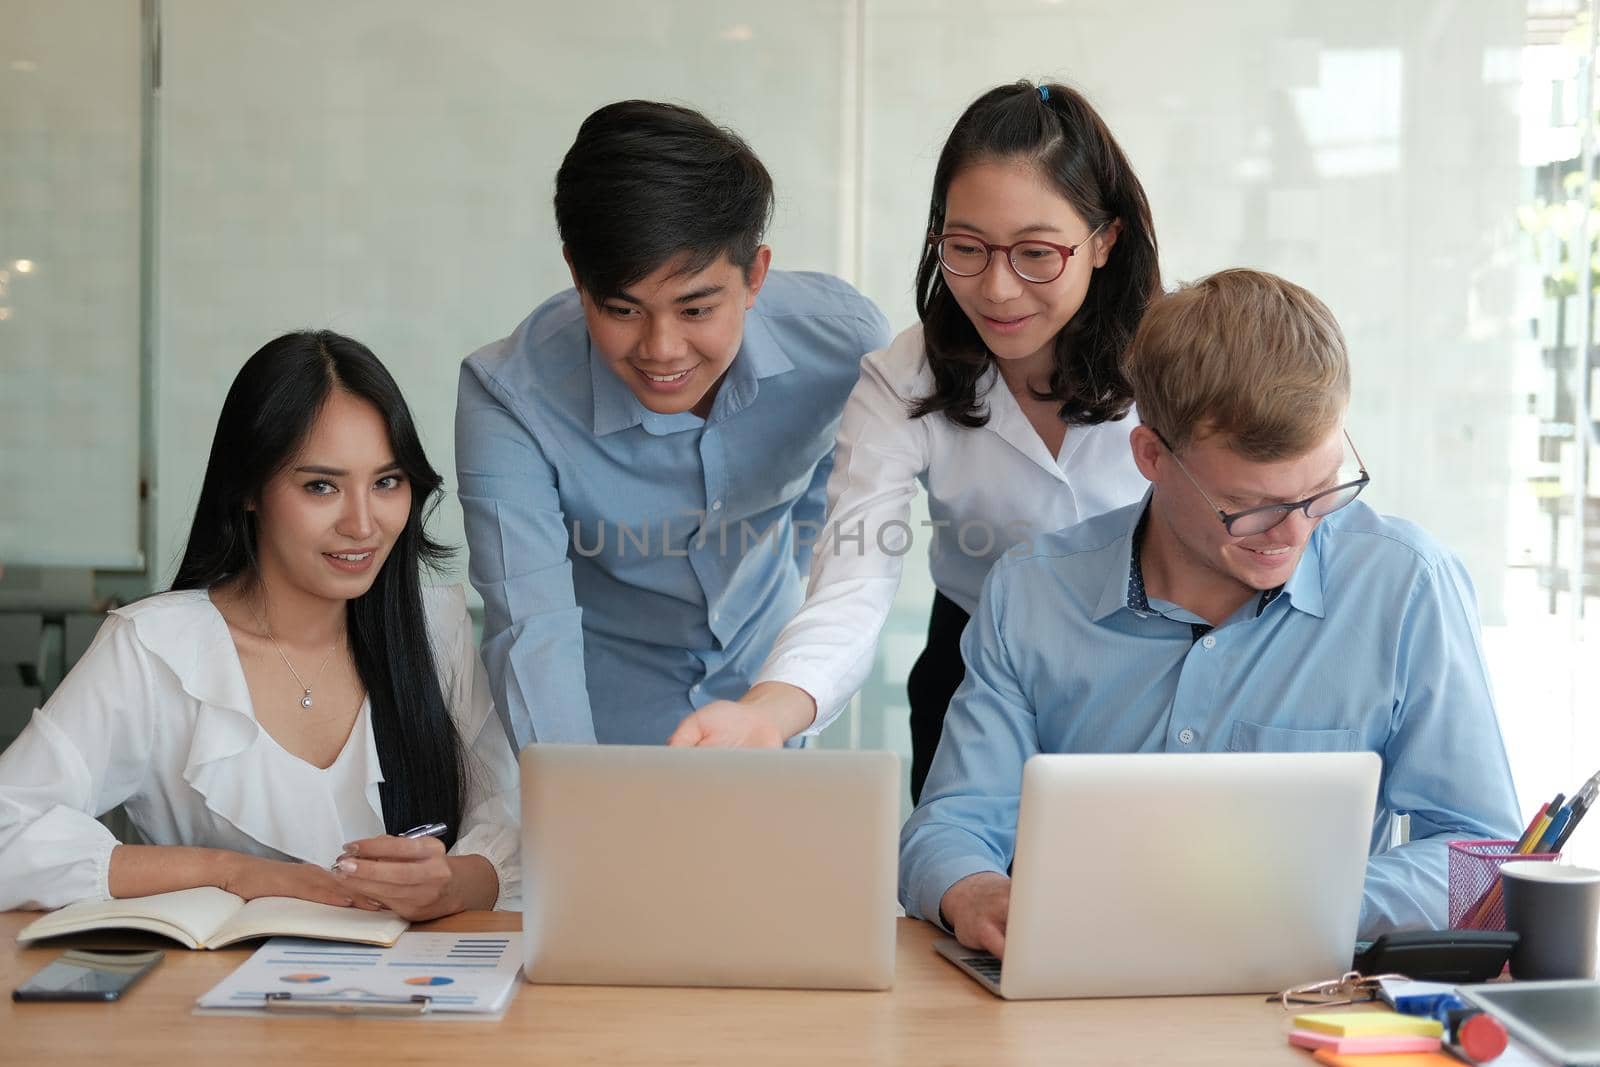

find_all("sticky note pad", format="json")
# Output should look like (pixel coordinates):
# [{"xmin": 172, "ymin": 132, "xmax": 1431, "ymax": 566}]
[
  {"xmin": 1288, "ymin": 1029, "xmax": 1442, "ymax": 1053},
  {"xmin": 1292, "ymin": 1011, "xmax": 1444, "ymax": 1038},
  {"xmin": 1311, "ymin": 1050, "xmax": 1460, "ymax": 1067}
]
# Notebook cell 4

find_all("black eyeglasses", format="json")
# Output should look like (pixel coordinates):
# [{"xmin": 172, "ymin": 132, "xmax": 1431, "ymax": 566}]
[
  {"xmin": 927, "ymin": 223, "xmax": 1105, "ymax": 284},
  {"xmin": 1155, "ymin": 429, "xmax": 1370, "ymax": 537}
]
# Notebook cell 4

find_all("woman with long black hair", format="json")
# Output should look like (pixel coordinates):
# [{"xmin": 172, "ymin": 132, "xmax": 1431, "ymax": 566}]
[
  {"xmin": 0, "ymin": 331, "xmax": 518, "ymax": 917},
  {"xmin": 671, "ymin": 82, "xmax": 1159, "ymax": 802}
]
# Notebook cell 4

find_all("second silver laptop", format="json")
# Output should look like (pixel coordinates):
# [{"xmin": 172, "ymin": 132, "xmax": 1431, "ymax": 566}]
[{"xmin": 521, "ymin": 743, "xmax": 899, "ymax": 990}]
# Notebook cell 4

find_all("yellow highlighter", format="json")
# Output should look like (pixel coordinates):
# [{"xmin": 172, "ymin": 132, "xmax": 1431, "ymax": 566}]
[{"xmin": 1293, "ymin": 1012, "xmax": 1445, "ymax": 1038}]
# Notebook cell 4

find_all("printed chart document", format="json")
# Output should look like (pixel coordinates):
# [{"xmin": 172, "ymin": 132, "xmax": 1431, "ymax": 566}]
[
  {"xmin": 16, "ymin": 887, "xmax": 407, "ymax": 949},
  {"xmin": 197, "ymin": 932, "xmax": 523, "ymax": 1016}
]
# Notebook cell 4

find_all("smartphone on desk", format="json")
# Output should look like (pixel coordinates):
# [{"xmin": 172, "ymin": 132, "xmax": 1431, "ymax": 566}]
[{"xmin": 13, "ymin": 948, "xmax": 164, "ymax": 1002}]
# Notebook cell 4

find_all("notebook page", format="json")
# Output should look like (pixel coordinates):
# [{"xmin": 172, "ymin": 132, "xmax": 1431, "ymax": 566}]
[
  {"xmin": 15, "ymin": 886, "xmax": 244, "ymax": 948},
  {"xmin": 211, "ymin": 897, "xmax": 407, "ymax": 948}
]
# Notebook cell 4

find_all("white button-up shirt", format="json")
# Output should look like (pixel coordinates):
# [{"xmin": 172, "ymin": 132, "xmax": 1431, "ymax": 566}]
[
  {"xmin": 757, "ymin": 323, "xmax": 1149, "ymax": 730},
  {"xmin": 0, "ymin": 584, "xmax": 520, "ymax": 911}
]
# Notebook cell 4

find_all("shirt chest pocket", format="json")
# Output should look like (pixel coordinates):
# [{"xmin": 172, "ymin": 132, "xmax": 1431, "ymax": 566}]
[{"xmin": 1227, "ymin": 719, "xmax": 1360, "ymax": 753}]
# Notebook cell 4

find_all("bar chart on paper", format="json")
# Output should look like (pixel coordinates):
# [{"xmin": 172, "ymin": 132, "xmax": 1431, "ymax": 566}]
[{"xmin": 197, "ymin": 933, "xmax": 523, "ymax": 1015}]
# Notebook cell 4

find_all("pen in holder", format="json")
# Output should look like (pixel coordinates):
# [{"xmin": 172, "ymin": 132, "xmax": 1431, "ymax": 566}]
[{"xmin": 1447, "ymin": 839, "xmax": 1561, "ymax": 931}]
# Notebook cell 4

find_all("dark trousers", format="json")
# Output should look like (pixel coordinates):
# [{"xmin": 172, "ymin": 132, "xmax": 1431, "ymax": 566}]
[{"xmin": 906, "ymin": 590, "xmax": 971, "ymax": 805}]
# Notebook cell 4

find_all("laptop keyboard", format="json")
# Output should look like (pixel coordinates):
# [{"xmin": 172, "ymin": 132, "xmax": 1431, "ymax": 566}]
[{"xmin": 962, "ymin": 953, "xmax": 1002, "ymax": 982}]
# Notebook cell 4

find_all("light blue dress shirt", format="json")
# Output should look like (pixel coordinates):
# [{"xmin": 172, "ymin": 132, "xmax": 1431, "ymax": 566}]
[
  {"xmin": 899, "ymin": 496, "xmax": 1522, "ymax": 938},
  {"xmin": 457, "ymin": 271, "xmax": 890, "ymax": 748}
]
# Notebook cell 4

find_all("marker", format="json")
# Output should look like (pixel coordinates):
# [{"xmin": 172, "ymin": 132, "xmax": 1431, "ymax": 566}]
[
  {"xmin": 1392, "ymin": 992, "xmax": 1508, "ymax": 1063},
  {"xmin": 1448, "ymin": 1007, "xmax": 1509, "ymax": 1064},
  {"xmin": 1536, "ymin": 805, "xmax": 1573, "ymax": 854},
  {"xmin": 1553, "ymin": 790, "xmax": 1593, "ymax": 852}
]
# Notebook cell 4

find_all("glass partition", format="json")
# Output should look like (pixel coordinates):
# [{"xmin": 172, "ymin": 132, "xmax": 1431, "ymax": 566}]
[
  {"xmin": 0, "ymin": 0, "xmax": 142, "ymax": 567},
  {"xmin": 2, "ymin": 1, "xmax": 1594, "ymax": 848}
]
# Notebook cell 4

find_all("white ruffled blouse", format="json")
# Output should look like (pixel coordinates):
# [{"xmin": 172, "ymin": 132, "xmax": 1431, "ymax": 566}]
[{"xmin": 0, "ymin": 584, "xmax": 521, "ymax": 911}]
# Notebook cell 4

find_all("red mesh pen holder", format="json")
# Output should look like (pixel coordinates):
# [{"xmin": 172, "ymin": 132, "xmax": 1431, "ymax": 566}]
[{"xmin": 1448, "ymin": 839, "xmax": 1561, "ymax": 930}]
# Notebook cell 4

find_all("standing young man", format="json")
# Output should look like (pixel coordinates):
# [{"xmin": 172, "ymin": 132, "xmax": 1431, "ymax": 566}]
[
  {"xmin": 900, "ymin": 269, "xmax": 1520, "ymax": 948},
  {"xmin": 457, "ymin": 101, "xmax": 889, "ymax": 747}
]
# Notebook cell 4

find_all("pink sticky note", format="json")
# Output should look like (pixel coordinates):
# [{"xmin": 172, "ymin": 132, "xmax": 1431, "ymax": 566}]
[{"xmin": 1289, "ymin": 1029, "xmax": 1443, "ymax": 1054}]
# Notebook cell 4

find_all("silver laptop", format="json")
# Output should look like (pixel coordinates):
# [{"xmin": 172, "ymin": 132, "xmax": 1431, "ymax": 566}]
[
  {"xmin": 935, "ymin": 751, "xmax": 1380, "ymax": 999},
  {"xmin": 520, "ymin": 744, "xmax": 899, "ymax": 990}
]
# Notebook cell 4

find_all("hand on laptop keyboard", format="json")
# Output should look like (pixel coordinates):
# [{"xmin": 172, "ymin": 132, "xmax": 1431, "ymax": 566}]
[{"xmin": 939, "ymin": 871, "xmax": 1011, "ymax": 959}]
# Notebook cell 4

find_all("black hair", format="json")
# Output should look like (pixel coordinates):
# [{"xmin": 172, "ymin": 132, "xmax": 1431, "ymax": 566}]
[
  {"xmin": 554, "ymin": 99, "xmax": 775, "ymax": 299},
  {"xmin": 912, "ymin": 80, "xmax": 1161, "ymax": 428},
  {"xmin": 171, "ymin": 331, "xmax": 465, "ymax": 848}
]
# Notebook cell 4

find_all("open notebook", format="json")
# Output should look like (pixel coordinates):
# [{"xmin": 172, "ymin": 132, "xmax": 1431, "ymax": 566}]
[{"xmin": 15, "ymin": 886, "xmax": 408, "ymax": 950}]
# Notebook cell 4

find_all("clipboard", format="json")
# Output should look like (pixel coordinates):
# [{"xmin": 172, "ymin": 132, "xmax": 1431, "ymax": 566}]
[
  {"xmin": 262, "ymin": 990, "xmax": 432, "ymax": 1016},
  {"xmin": 195, "ymin": 933, "xmax": 523, "ymax": 1019}
]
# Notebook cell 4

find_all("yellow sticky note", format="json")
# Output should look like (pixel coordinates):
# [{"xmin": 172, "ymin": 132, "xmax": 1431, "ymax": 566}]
[
  {"xmin": 1312, "ymin": 1050, "xmax": 1460, "ymax": 1067},
  {"xmin": 1293, "ymin": 1011, "xmax": 1444, "ymax": 1038}
]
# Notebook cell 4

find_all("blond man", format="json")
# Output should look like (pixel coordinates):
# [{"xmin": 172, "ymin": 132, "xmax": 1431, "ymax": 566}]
[{"xmin": 900, "ymin": 269, "xmax": 1520, "ymax": 955}]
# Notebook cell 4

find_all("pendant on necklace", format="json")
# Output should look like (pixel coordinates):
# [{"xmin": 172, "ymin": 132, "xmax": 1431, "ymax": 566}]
[{"xmin": 301, "ymin": 690, "xmax": 314, "ymax": 709}]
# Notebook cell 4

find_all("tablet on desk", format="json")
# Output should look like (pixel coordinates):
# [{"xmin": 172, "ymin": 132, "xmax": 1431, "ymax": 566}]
[{"xmin": 1459, "ymin": 980, "xmax": 1600, "ymax": 1066}]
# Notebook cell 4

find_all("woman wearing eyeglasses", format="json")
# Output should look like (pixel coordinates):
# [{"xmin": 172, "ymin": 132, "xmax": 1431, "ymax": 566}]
[{"xmin": 669, "ymin": 81, "xmax": 1160, "ymax": 799}]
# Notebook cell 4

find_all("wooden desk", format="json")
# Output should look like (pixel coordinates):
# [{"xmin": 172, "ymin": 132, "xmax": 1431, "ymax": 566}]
[{"xmin": 3, "ymin": 913, "xmax": 1310, "ymax": 1066}]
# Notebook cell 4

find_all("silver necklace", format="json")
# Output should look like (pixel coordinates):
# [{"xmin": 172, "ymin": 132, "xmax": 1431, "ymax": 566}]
[{"xmin": 247, "ymin": 598, "xmax": 340, "ymax": 710}]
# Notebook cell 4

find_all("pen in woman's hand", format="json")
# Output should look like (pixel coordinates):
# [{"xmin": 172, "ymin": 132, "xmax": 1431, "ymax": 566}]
[
  {"xmin": 399, "ymin": 822, "xmax": 449, "ymax": 840},
  {"xmin": 331, "ymin": 823, "xmax": 450, "ymax": 871}
]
